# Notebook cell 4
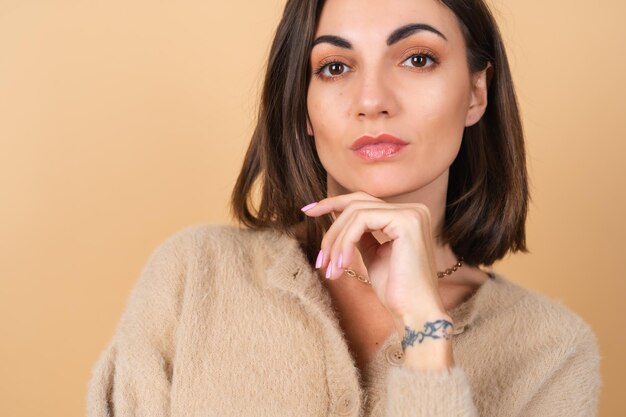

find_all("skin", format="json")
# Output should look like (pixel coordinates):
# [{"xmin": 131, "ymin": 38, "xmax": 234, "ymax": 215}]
[{"xmin": 302, "ymin": 0, "xmax": 492, "ymax": 372}]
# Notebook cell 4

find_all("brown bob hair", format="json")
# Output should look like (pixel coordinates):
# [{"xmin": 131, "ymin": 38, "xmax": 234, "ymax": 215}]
[{"xmin": 231, "ymin": 0, "xmax": 530, "ymax": 267}]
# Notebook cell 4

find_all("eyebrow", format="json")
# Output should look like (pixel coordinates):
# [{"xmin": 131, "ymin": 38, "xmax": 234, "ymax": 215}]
[
  {"xmin": 387, "ymin": 23, "xmax": 448, "ymax": 45},
  {"xmin": 311, "ymin": 22, "xmax": 448, "ymax": 49}
]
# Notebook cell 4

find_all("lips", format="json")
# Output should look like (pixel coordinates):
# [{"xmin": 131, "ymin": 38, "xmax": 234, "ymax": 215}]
[
  {"xmin": 350, "ymin": 134, "xmax": 408, "ymax": 161},
  {"xmin": 350, "ymin": 133, "xmax": 409, "ymax": 150}
]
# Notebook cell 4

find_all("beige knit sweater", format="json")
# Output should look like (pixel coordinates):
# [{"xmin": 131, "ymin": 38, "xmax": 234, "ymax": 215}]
[{"xmin": 86, "ymin": 224, "xmax": 602, "ymax": 417}]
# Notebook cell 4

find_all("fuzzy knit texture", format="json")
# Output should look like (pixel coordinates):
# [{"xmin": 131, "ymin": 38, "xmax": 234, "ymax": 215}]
[{"xmin": 86, "ymin": 224, "xmax": 602, "ymax": 417}]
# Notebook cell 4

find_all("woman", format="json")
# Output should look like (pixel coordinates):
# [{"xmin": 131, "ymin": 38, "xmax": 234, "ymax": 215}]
[{"xmin": 87, "ymin": 0, "xmax": 601, "ymax": 416}]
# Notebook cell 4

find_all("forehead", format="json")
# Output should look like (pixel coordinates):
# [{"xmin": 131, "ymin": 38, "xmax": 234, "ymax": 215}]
[{"xmin": 315, "ymin": 0, "xmax": 462, "ymax": 45}]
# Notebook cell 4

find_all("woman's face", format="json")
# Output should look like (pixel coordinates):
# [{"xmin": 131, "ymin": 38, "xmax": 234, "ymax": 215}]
[{"xmin": 307, "ymin": 0, "xmax": 488, "ymax": 200}]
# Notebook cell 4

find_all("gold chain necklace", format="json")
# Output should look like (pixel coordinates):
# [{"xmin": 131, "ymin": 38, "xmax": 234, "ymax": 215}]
[{"xmin": 343, "ymin": 257, "xmax": 464, "ymax": 285}]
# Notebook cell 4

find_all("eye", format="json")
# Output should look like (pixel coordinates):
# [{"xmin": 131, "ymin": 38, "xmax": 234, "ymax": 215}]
[
  {"xmin": 401, "ymin": 53, "xmax": 437, "ymax": 69},
  {"xmin": 314, "ymin": 61, "xmax": 352, "ymax": 79}
]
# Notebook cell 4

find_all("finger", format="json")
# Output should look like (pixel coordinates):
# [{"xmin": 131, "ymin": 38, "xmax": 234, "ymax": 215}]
[
  {"xmin": 327, "ymin": 208, "xmax": 396, "ymax": 279},
  {"xmin": 330, "ymin": 209, "xmax": 376, "ymax": 272},
  {"xmin": 316, "ymin": 201, "xmax": 430, "ymax": 275},
  {"xmin": 301, "ymin": 191, "xmax": 383, "ymax": 217},
  {"xmin": 318, "ymin": 201, "xmax": 391, "ymax": 272},
  {"xmin": 331, "ymin": 207, "xmax": 434, "ymax": 280}
]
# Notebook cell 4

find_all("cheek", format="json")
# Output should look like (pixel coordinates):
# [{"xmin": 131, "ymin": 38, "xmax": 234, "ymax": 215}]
[
  {"xmin": 307, "ymin": 87, "xmax": 326, "ymax": 136},
  {"xmin": 415, "ymin": 73, "xmax": 470, "ymax": 128},
  {"xmin": 404, "ymin": 83, "xmax": 469, "ymax": 171},
  {"xmin": 306, "ymin": 86, "xmax": 349, "ymax": 148},
  {"xmin": 308, "ymin": 85, "xmax": 340, "ymax": 122},
  {"xmin": 403, "ymin": 74, "xmax": 470, "ymax": 173},
  {"xmin": 307, "ymin": 88, "xmax": 341, "ymax": 171},
  {"xmin": 421, "ymin": 89, "xmax": 467, "ymax": 152}
]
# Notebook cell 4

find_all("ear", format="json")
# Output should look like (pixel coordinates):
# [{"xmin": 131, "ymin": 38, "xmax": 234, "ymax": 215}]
[{"xmin": 465, "ymin": 62, "xmax": 493, "ymax": 127}]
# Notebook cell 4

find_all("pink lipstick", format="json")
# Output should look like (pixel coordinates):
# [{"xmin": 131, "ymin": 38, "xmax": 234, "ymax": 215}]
[{"xmin": 350, "ymin": 133, "xmax": 408, "ymax": 161}]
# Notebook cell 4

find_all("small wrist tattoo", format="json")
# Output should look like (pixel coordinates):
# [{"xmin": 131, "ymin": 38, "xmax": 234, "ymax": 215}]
[{"xmin": 401, "ymin": 319, "xmax": 454, "ymax": 351}]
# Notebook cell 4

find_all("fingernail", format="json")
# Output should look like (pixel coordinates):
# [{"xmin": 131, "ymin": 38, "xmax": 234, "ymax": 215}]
[
  {"xmin": 325, "ymin": 262, "xmax": 333, "ymax": 279},
  {"xmin": 337, "ymin": 253, "xmax": 343, "ymax": 269},
  {"xmin": 315, "ymin": 250, "xmax": 324, "ymax": 269},
  {"xmin": 301, "ymin": 202, "xmax": 318, "ymax": 212}
]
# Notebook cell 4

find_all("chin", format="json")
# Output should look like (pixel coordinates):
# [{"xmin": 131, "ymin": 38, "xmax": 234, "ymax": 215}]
[{"xmin": 346, "ymin": 178, "xmax": 423, "ymax": 200}]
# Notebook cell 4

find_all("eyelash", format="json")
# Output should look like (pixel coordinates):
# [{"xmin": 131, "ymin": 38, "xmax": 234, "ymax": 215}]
[{"xmin": 312, "ymin": 50, "xmax": 440, "ymax": 81}]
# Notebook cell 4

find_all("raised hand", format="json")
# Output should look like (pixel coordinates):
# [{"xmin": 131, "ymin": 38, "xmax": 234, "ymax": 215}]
[{"xmin": 301, "ymin": 192, "xmax": 456, "ymax": 370}]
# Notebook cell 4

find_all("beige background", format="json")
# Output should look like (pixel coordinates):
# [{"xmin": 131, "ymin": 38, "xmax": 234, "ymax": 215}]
[{"xmin": 0, "ymin": 0, "xmax": 623, "ymax": 416}]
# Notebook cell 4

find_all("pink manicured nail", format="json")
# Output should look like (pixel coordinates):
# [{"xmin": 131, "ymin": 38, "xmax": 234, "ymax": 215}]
[
  {"xmin": 315, "ymin": 250, "xmax": 324, "ymax": 269},
  {"xmin": 325, "ymin": 262, "xmax": 333, "ymax": 279},
  {"xmin": 337, "ymin": 253, "xmax": 343, "ymax": 269},
  {"xmin": 301, "ymin": 202, "xmax": 318, "ymax": 212}
]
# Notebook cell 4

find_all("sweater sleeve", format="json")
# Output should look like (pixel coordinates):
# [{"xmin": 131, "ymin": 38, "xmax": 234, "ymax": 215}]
[
  {"xmin": 86, "ymin": 229, "xmax": 192, "ymax": 417},
  {"xmin": 384, "ymin": 365, "xmax": 478, "ymax": 417},
  {"xmin": 383, "ymin": 324, "xmax": 601, "ymax": 417},
  {"xmin": 517, "ymin": 325, "xmax": 602, "ymax": 417}
]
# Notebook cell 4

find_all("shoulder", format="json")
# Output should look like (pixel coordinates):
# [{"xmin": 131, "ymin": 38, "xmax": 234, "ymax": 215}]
[
  {"xmin": 478, "ymin": 273, "xmax": 602, "ymax": 414},
  {"xmin": 482, "ymin": 273, "xmax": 600, "ymax": 360},
  {"xmin": 149, "ymin": 223, "xmax": 285, "ymax": 258},
  {"xmin": 153, "ymin": 223, "xmax": 248, "ymax": 250},
  {"xmin": 140, "ymin": 224, "xmax": 297, "ymax": 283},
  {"xmin": 124, "ymin": 224, "xmax": 289, "ymax": 309},
  {"xmin": 131, "ymin": 224, "xmax": 255, "ymax": 286}
]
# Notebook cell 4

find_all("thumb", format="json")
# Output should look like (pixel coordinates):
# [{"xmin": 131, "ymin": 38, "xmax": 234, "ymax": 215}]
[{"xmin": 356, "ymin": 232, "xmax": 384, "ymax": 269}]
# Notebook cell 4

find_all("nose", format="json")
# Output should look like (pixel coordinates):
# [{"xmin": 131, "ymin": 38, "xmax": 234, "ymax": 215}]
[{"xmin": 353, "ymin": 68, "xmax": 399, "ymax": 120}]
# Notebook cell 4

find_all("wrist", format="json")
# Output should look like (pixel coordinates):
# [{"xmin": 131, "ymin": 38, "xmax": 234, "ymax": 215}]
[
  {"xmin": 401, "ymin": 308, "xmax": 453, "ymax": 329},
  {"xmin": 398, "ymin": 311, "xmax": 456, "ymax": 371},
  {"xmin": 400, "ymin": 314, "xmax": 454, "ymax": 348}
]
